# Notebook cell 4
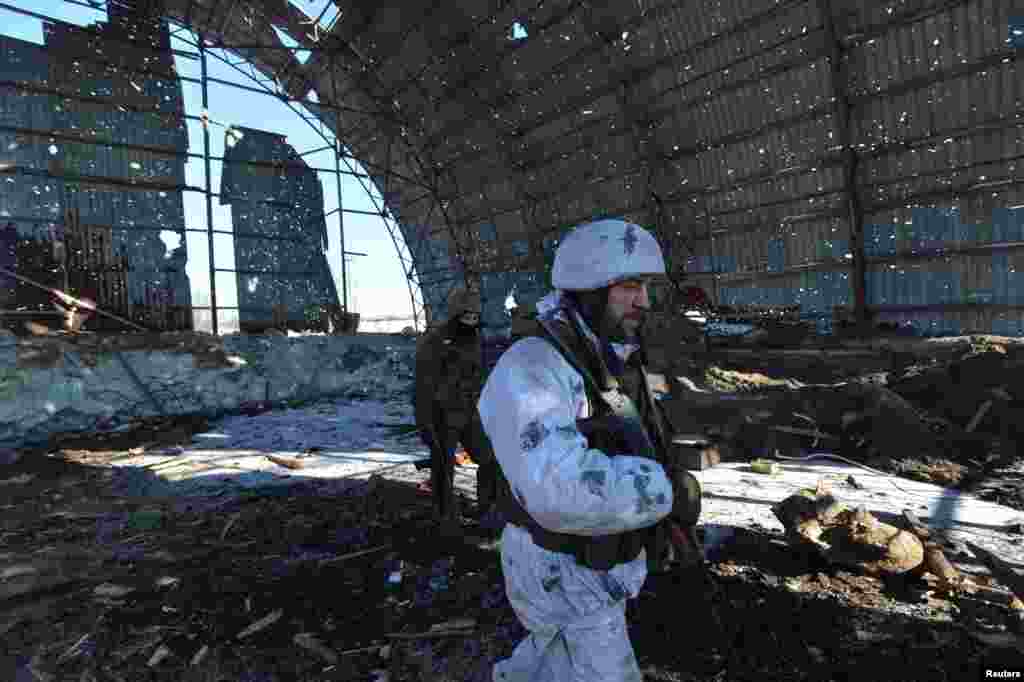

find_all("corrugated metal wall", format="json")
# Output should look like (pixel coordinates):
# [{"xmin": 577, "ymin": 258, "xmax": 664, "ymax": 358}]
[
  {"xmin": 405, "ymin": 0, "xmax": 1023, "ymax": 337},
  {"xmin": 0, "ymin": 15, "xmax": 192, "ymax": 323},
  {"xmin": 670, "ymin": 0, "xmax": 1023, "ymax": 337},
  {"xmin": 220, "ymin": 126, "xmax": 339, "ymax": 326}
]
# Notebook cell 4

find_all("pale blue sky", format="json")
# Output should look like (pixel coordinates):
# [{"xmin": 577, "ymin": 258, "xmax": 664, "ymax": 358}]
[{"xmin": 1, "ymin": 0, "xmax": 419, "ymax": 331}]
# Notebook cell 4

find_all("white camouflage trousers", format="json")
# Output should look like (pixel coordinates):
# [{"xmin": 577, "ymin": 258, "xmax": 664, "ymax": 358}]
[{"xmin": 492, "ymin": 524, "xmax": 647, "ymax": 682}]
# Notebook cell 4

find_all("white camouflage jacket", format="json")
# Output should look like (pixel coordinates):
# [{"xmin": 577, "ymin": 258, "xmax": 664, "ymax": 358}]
[{"xmin": 477, "ymin": 290, "xmax": 675, "ymax": 538}]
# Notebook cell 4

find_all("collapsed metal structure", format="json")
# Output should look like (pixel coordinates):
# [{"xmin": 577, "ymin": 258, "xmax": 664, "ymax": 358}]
[{"xmin": 2, "ymin": 0, "xmax": 1023, "ymax": 337}]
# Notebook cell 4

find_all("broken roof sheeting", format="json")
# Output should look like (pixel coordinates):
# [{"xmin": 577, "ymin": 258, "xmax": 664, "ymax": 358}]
[{"xmin": 90, "ymin": 0, "xmax": 1024, "ymax": 331}]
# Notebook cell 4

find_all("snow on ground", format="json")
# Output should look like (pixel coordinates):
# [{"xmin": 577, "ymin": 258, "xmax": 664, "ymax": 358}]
[
  {"xmin": 101, "ymin": 394, "xmax": 1024, "ymax": 568},
  {"xmin": 104, "ymin": 397, "xmax": 457, "ymax": 499},
  {"xmin": 697, "ymin": 459, "xmax": 1024, "ymax": 565}
]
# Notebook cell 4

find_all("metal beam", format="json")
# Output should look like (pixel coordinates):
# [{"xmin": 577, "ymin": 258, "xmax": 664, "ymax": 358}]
[
  {"xmin": 197, "ymin": 49, "xmax": 439, "ymax": 195},
  {"xmin": 199, "ymin": 37, "xmax": 218, "ymax": 335},
  {"xmin": 199, "ymin": 30, "xmax": 435, "ymax": 332},
  {"xmin": 214, "ymin": 268, "xmax": 334, "ymax": 278},
  {"xmin": 297, "ymin": 144, "xmax": 333, "ymax": 158},
  {"xmin": 820, "ymin": 0, "xmax": 867, "ymax": 326},
  {"xmin": 330, "ymin": 51, "xmax": 348, "ymax": 316}
]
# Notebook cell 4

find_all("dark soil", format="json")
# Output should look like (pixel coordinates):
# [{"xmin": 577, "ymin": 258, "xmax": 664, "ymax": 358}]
[
  {"xmin": 1, "ymin": 448, "xmax": 1022, "ymax": 682},
  {"xmin": 3, "ymin": 340, "xmax": 1024, "ymax": 681}
]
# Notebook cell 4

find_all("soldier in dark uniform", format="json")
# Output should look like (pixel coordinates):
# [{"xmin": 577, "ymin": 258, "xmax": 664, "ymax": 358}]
[{"xmin": 415, "ymin": 286, "xmax": 505, "ymax": 530}]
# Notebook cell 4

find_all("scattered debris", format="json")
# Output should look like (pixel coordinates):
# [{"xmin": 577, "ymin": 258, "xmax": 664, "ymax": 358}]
[
  {"xmin": 237, "ymin": 609, "xmax": 284, "ymax": 639},
  {"xmin": 965, "ymin": 400, "xmax": 994, "ymax": 433},
  {"xmin": 751, "ymin": 459, "xmax": 781, "ymax": 475},
  {"xmin": 294, "ymin": 632, "xmax": 339, "ymax": 664},
  {"xmin": 92, "ymin": 583, "xmax": 135, "ymax": 599},
  {"xmin": 266, "ymin": 454, "xmax": 306, "ymax": 470},
  {"xmin": 1, "ymin": 564, "xmax": 40, "ymax": 580},
  {"xmin": 386, "ymin": 627, "xmax": 477, "ymax": 640},
  {"xmin": 190, "ymin": 644, "xmax": 209, "ymax": 666},
  {"xmin": 147, "ymin": 643, "xmax": 172, "ymax": 667},
  {"xmin": 0, "ymin": 473, "xmax": 35, "ymax": 485},
  {"xmin": 772, "ymin": 488, "xmax": 924, "ymax": 575},
  {"xmin": 220, "ymin": 511, "xmax": 242, "ymax": 541},
  {"xmin": 432, "ymin": 617, "xmax": 476, "ymax": 631},
  {"xmin": 319, "ymin": 544, "xmax": 393, "ymax": 567},
  {"xmin": 56, "ymin": 634, "xmax": 92, "ymax": 664}
]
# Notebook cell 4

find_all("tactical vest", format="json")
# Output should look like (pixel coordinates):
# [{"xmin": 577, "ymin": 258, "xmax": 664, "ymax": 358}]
[
  {"xmin": 434, "ymin": 325, "xmax": 484, "ymax": 428},
  {"xmin": 501, "ymin": 312, "xmax": 673, "ymax": 571}
]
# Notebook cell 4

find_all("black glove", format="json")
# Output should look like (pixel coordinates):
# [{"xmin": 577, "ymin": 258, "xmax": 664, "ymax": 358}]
[{"xmin": 576, "ymin": 414, "xmax": 656, "ymax": 459}]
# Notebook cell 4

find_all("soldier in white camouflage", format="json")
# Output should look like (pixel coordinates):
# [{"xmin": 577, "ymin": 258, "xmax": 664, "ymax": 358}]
[{"xmin": 478, "ymin": 219, "xmax": 703, "ymax": 682}]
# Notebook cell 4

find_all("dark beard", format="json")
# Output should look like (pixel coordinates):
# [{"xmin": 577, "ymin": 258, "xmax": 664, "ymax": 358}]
[{"xmin": 569, "ymin": 289, "xmax": 641, "ymax": 344}]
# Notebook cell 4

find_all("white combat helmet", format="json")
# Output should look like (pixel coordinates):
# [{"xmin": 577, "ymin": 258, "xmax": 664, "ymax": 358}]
[{"xmin": 551, "ymin": 219, "xmax": 666, "ymax": 291}]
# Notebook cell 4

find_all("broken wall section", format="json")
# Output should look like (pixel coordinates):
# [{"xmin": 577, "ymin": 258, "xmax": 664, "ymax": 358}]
[{"xmin": 0, "ymin": 331, "xmax": 416, "ymax": 450}]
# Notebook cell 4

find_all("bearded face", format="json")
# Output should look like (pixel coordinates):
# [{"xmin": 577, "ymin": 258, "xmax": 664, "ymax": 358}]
[{"xmin": 603, "ymin": 279, "xmax": 652, "ymax": 341}]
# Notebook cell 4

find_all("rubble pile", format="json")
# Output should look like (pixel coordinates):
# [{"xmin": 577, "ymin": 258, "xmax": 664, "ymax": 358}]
[
  {"xmin": 335, "ymin": 345, "xmax": 416, "ymax": 402},
  {"xmin": 771, "ymin": 482, "xmax": 925, "ymax": 576},
  {"xmin": 659, "ymin": 337, "xmax": 1024, "ymax": 511}
]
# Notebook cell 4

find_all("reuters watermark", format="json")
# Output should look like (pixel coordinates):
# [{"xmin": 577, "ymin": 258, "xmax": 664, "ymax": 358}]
[{"xmin": 984, "ymin": 670, "xmax": 1023, "ymax": 680}]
